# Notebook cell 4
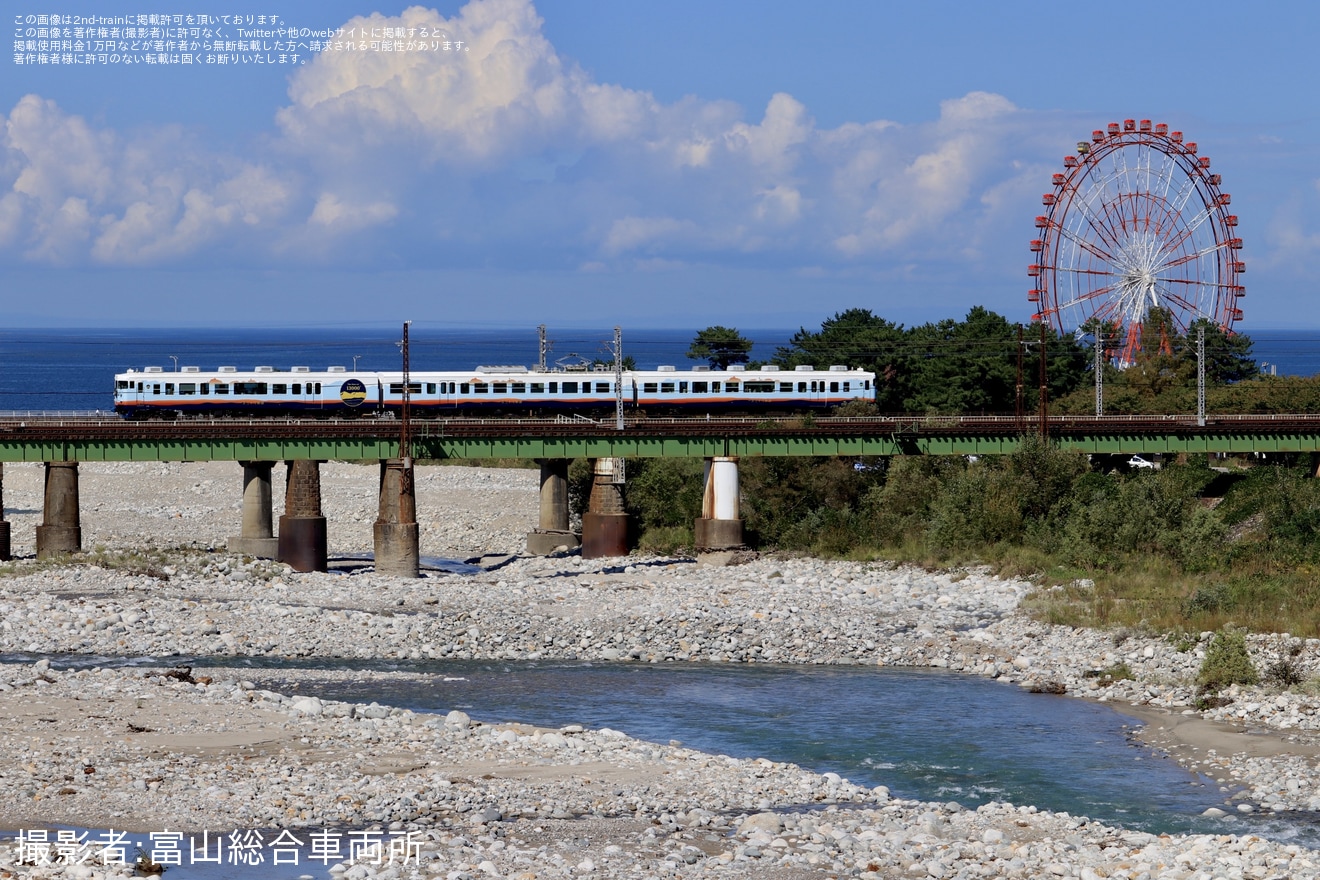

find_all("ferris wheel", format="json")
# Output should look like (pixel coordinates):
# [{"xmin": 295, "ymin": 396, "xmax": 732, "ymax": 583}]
[{"xmin": 1028, "ymin": 119, "xmax": 1244, "ymax": 364}]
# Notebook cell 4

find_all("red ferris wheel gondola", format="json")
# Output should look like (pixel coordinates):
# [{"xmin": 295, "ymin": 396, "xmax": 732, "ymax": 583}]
[{"xmin": 1027, "ymin": 120, "xmax": 1245, "ymax": 363}]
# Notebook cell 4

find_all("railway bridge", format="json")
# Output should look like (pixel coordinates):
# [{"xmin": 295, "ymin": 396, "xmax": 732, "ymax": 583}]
[{"xmin": 3, "ymin": 412, "xmax": 1320, "ymax": 572}]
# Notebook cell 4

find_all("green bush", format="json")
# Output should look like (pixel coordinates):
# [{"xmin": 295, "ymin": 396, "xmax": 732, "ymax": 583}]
[{"xmin": 1196, "ymin": 626, "xmax": 1258, "ymax": 693}]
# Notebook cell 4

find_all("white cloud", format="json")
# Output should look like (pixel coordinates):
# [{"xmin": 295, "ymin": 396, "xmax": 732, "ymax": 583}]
[
  {"xmin": 309, "ymin": 193, "xmax": 399, "ymax": 231},
  {"xmin": 0, "ymin": 0, "xmax": 1081, "ymax": 279},
  {"xmin": 0, "ymin": 95, "xmax": 294, "ymax": 265}
]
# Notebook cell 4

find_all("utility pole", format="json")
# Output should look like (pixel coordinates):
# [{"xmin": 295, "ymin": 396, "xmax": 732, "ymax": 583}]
[
  {"xmin": 611, "ymin": 326, "xmax": 624, "ymax": 431},
  {"xmin": 1038, "ymin": 321, "xmax": 1048, "ymax": 440},
  {"xmin": 399, "ymin": 321, "xmax": 413, "ymax": 491},
  {"xmin": 537, "ymin": 324, "xmax": 549, "ymax": 372},
  {"xmin": 1094, "ymin": 330, "xmax": 1104, "ymax": 418},
  {"xmin": 1197, "ymin": 325, "xmax": 1206, "ymax": 427},
  {"xmin": 1015, "ymin": 324, "xmax": 1025, "ymax": 432}
]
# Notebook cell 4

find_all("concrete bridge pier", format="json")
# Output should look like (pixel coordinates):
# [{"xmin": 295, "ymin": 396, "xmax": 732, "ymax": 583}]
[
  {"xmin": 527, "ymin": 458, "xmax": 580, "ymax": 555},
  {"xmin": 36, "ymin": 461, "xmax": 81, "ymax": 558},
  {"xmin": 374, "ymin": 458, "xmax": 419, "ymax": 578},
  {"xmin": 0, "ymin": 463, "xmax": 10, "ymax": 561},
  {"xmin": 694, "ymin": 456, "xmax": 745, "ymax": 551},
  {"xmin": 581, "ymin": 457, "xmax": 629, "ymax": 558},
  {"xmin": 278, "ymin": 459, "xmax": 327, "ymax": 572},
  {"xmin": 227, "ymin": 461, "xmax": 280, "ymax": 558}
]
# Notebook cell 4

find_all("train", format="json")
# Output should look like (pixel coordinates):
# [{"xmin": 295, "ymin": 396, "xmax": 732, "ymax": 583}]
[{"xmin": 113, "ymin": 362, "xmax": 876, "ymax": 418}]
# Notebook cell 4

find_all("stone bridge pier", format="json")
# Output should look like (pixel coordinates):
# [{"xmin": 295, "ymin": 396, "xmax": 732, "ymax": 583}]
[
  {"xmin": 694, "ymin": 456, "xmax": 744, "ymax": 551},
  {"xmin": 0, "ymin": 463, "xmax": 10, "ymax": 561},
  {"xmin": 278, "ymin": 459, "xmax": 327, "ymax": 572},
  {"xmin": 581, "ymin": 457, "xmax": 629, "ymax": 558},
  {"xmin": 228, "ymin": 461, "xmax": 280, "ymax": 558},
  {"xmin": 527, "ymin": 458, "xmax": 580, "ymax": 555},
  {"xmin": 36, "ymin": 461, "xmax": 81, "ymax": 558},
  {"xmin": 374, "ymin": 458, "xmax": 419, "ymax": 577}
]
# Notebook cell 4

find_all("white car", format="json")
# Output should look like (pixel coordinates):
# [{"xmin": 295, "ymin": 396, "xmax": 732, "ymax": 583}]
[{"xmin": 1127, "ymin": 455, "xmax": 1156, "ymax": 469}]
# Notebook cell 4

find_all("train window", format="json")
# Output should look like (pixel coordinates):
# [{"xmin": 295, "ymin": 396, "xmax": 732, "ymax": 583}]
[
  {"xmin": 199, "ymin": 384, "xmax": 209, "ymax": 395},
  {"xmin": 116, "ymin": 380, "xmax": 130, "ymax": 390},
  {"xmin": 798, "ymin": 382, "xmax": 807, "ymax": 392},
  {"xmin": 214, "ymin": 384, "xmax": 230, "ymax": 395},
  {"xmin": 530, "ymin": 382, "xmax": 545, "ymax": 393},
  {"xmin": 291, "ymin": 384, "xmax": 300, "ymax": 395},
  {"xmin": 165, "ymin": 383, "xmax": 174, "ymax": 394},
  {"xmin": 562, "ymin": 382, "xmax": 578, "ymax": 393},
  {"xmin": 426, "ymin": 383, "xmax": 436, "ymax": 394},
  {"xmin": 548, "ymin": 382, "xmax": 558, "ymax": 393},
  {"xmin": 388, "ymin": 382, "xmax": 423, "ymax": 394},
  {"xmin": 643, "ymin": 382, "xmax": 658, "ymax": 393},
  {"xmin": 460, "ymin": 383, "xmax": 470, "ymax": 394},
  {"xmin": 660, "ymin": 382, "xmax": 675, "ymax": 393},
  {"xmin": 693, "ymin": 381, "xmax": 708, "ymax": 393},
  {"xmin": 152, "ymin": 384, "xmax": 160, "ymax": 395},
  {"xmin": 179, "ymin": 383, "xmax": 196, "ymax": 395},
  {"xmin": 272, "ymin": 384, "xmax": 287, "ymax": 394},
  {"xmin": 235, "ymin": 382, "xmax": 268, "ymax": 394},
  {"xmin": 679, "ymin": 382, "xmax": 688, "ymax": 393},
  {"xmin": 512, "ymin": 382, "xmax": 526, "ymax": 393},
  {"xmin": 830, "ymin": 382, "xmax": 839, "ymax": 393},
  {"xmin": 491, "ymin": 382, "xmax": 507, "ymax": 393},
  {"xmin": 596, "ymin": 382, "xmax": 610, "ymax": 393},
  {"xmin": 473, "ymin": 382, "xmax": 488, "ymax": 394},
  {"xmin": 711, "ymin": 382, "xmax": 721, "ymax": 392},
  {"xmin": 744, "ymin": 381, "xmax": 774, "ymax": 393},
  {"xmin": 843, "ymin": 381, "xmax": 850, "ymax": 391},
  {"xmin": 314, "ymin": 383, "xmax": 321, "ymax": 394},
  {"xmin": 779, "ymin": 382, "xmax": 793, "ymax": 392},
  {"xmin": 865, "ymin": 380, "xmax": 871, "ymax": 390}
]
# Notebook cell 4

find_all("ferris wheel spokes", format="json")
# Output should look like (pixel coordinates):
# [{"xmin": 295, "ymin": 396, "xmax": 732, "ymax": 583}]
[{"xmin": 1029, "ymin": 120, "xmax": 1243, "ymax": 353}]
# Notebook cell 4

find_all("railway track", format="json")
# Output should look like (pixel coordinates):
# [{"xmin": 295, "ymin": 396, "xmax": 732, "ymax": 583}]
[{"xmin": 2, "ymin": 412, "xmax": 1319, "ymax": 441}]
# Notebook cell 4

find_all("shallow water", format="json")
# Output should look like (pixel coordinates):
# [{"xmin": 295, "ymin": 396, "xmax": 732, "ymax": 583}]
[{"xmin": 10, "ymin": 654, "xmax": 1320, "ymax": 851}]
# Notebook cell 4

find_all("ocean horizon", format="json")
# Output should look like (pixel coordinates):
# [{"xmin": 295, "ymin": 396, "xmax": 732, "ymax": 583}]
[{"xmin": 0, "ymin": 325, "xmax": 1314, "ymax": 413}]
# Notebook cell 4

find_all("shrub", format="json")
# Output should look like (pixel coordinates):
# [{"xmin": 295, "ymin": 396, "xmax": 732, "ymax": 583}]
[{"xmin": 1196, "ymin": 626, "xmax": 1258, "ymax": 692}]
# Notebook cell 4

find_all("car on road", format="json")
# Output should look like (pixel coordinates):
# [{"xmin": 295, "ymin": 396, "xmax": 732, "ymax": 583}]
[{"xmin": 1127, "ymin": 455, "xmax": 1156, "ymax": 469}]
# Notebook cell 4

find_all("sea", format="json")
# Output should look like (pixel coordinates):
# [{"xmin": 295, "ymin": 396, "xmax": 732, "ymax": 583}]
[{"xmin": 0, "ymin": 325, "xmax": 1313, "ymax": 414}]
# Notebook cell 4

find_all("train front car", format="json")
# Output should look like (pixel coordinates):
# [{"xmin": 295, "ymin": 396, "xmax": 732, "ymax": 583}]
[
  {"xmin": 632, "ymin": 364, "xmax": 874, "ymax": 411},
  {"xmin": 114, "ymin": 365, "xmax": 384, "ymax": 418}
]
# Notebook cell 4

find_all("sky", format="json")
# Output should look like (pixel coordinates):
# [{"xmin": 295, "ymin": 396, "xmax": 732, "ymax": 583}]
[{"xmin": 3, "ymin": 0, "xmax": 1319, "ymax": 333}]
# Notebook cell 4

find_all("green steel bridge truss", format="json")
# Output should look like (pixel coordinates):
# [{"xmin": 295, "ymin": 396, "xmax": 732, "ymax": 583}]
[{"xmin": 2, "ymin": 415, "xmax": 1320, "ymax": 462}]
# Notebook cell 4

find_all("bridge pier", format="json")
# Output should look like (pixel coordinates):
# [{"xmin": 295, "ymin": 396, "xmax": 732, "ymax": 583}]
[
  {"xmin": 581, "ymin": 457, "xmax": 629, "ymax": 559},
  {"xmin": 694, "ymin": 456, "xmax": 744, "ymax": 551},
  {"xmin": 374, "ymin": 458, "xmax": 420, "ymax": 577},
  {"xmin": 527, "ymin": 458, "xmax": 580, "ymax": 555},
  {"xmin": 278, "ymin": 459, "xmax": 327, "ymax": 572},
  {"xmin": 36, "ymin": 461, "xmax": 81, "ymax": 558},
  {"xmin": 0, "ymin": 463, "xmax": 9, "ymax": 561},
  {"xmin": 227, "ymin": 461, "xmax": 280, "ymax": 558}
]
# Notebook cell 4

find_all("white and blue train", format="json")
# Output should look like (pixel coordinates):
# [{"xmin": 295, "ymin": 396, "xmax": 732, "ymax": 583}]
[{"xmin": 114, "ymin": 362, "xmax": 875, "ymax": 418}]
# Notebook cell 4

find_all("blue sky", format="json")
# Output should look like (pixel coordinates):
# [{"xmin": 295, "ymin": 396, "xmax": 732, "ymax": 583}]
[{"xmin": 4, "ymin": 0, "xmax": 1318, "ymax": 332}]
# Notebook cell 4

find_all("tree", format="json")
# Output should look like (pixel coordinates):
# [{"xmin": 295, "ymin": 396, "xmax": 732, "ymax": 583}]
[
  {"xmin": 775, "ymin": 309, "xmax": 909, "ymax": 410},
  {"xmin": 904, "ymin": 307, "xmax": 1021, "ymax": 414},
  {"xmin": 687, "ymin": 326, "xmax": 753, "ymax": 369}
]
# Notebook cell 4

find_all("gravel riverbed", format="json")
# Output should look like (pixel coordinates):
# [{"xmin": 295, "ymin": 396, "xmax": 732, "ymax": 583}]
[{"xmin": 1, "ymin": 460, "xmax": 1319, "ymax": 878}]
